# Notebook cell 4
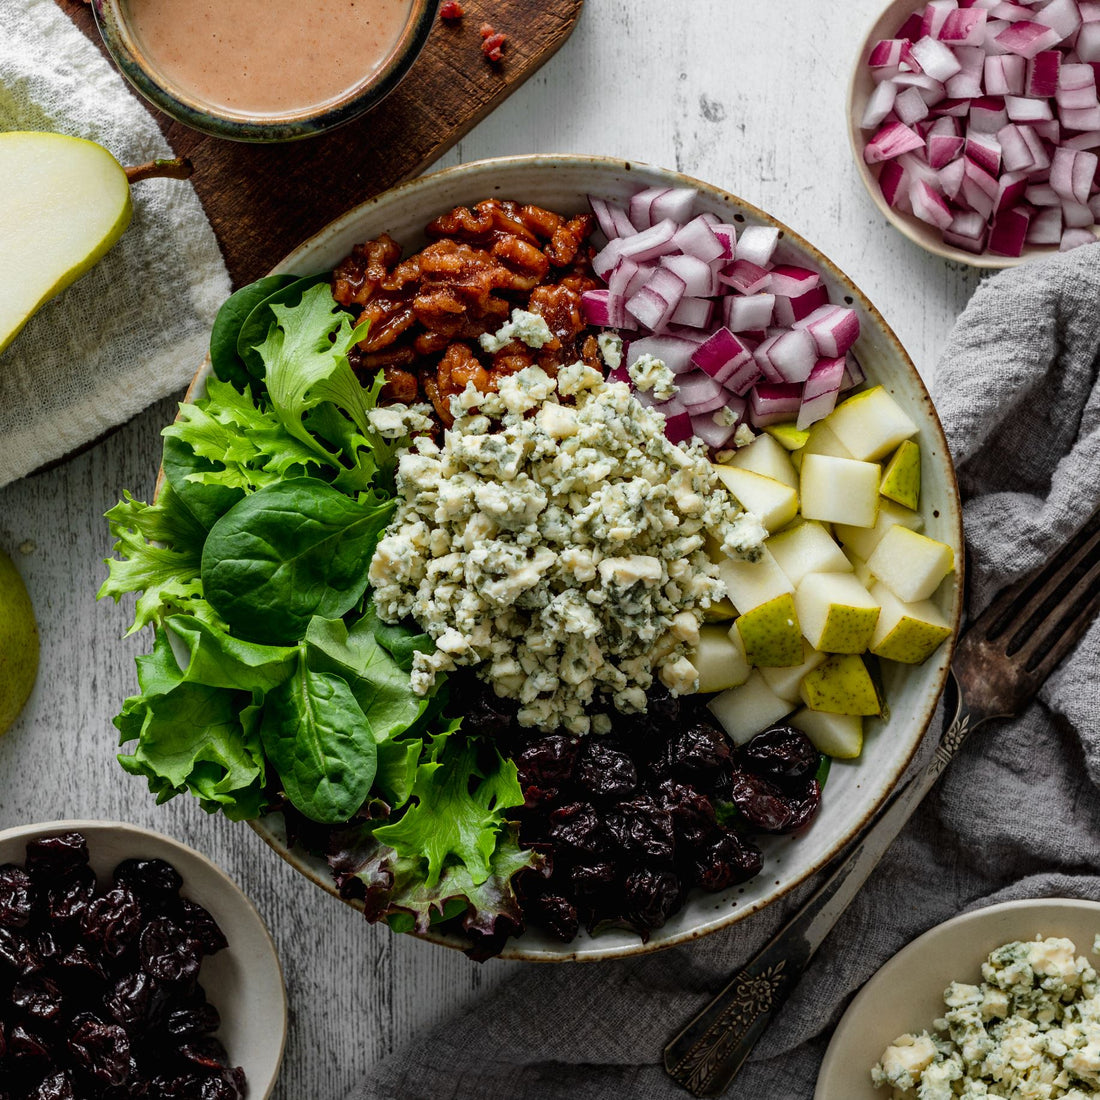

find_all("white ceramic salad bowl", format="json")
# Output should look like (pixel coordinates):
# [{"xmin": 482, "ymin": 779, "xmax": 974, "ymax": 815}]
[
  {"xmin": 172, "ymin": 154, "xmax": 964, "ymax": 962},
  {"xmin": 0, "ymin": 819, "xmax": 287, "ymax": 1096}
]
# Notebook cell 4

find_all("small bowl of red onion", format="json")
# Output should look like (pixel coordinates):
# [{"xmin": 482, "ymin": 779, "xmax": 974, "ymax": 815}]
[{"xmin": 848, "ymin": 0, "xmax": 1100, "ymax": 265}]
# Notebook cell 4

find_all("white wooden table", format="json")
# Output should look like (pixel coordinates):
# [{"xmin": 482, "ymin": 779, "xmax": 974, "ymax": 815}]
[{"xmin": 0, "ymin": 2, "xmax": 984, "ymax": 1096}]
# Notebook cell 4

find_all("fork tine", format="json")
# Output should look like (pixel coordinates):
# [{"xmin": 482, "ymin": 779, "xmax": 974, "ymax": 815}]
[
  {"xmin": 1025, "ymin": 576, "xmax": 1100, "ymax": 683},
  {"xmin": 980, "ymin": 508, "xmax": 1100, "ymax": 647}
]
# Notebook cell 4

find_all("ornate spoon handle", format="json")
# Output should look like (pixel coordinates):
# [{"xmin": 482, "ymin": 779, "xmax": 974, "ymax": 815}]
[{"xmin": 664, "ymin": 673, "xmax": 978, "ymax": 1097}]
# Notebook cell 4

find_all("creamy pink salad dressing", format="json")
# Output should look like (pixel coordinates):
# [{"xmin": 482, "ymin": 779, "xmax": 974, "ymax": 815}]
[{"xmin": 125, "ymin": 0, "xmax": 413, "ymax": 115}]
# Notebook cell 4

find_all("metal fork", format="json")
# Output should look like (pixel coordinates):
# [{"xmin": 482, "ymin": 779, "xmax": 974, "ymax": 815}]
[{"xmin": 664, "ymin": 506, "xmax": 1100, "ymax": 1098}]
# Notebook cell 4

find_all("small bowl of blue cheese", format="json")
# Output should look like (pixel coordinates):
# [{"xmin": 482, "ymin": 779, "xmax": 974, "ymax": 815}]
[{"xmin": 816, "ymin": 898, "xmax": 1100, "ymax": 1100}]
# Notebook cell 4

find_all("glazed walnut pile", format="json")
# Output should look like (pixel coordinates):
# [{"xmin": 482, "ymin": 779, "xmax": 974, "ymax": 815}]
[{"xmin": 330, "ymin": 200, "xmax": 602, "ymax": 425}]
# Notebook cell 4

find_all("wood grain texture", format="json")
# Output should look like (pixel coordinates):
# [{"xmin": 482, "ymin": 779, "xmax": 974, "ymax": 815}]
[
  {"xmin": 2, "ymin": 3, "xmax": 985, "ymax": 1098},
  {"xmin": 57, "ymin": 0, "xmax": 584, "ymax": 285}
]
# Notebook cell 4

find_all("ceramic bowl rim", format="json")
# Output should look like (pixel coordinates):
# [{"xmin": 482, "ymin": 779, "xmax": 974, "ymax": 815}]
[
  {"xmin": 0, "ymin": 818, "xmax": 288, "ymax": 1096},
  {"xmin": 90, "ymin": 0, "xmax": 439, "ymax": 142},
  {"xmin": 166, "ymin": 152, "xmax": 964, "ymax": 962}
]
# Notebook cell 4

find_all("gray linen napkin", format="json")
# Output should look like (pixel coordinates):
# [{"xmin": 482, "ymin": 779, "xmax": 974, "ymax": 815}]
[{"xmin": 350, "ymin": 246, "xmax": 1100, "ymax": 1100}]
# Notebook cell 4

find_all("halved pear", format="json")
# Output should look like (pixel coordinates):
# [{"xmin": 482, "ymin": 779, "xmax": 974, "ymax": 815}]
[
  {"xmin": 800, "ymin": 654, "xmax": 883, "ymax": 716},
  {"xmin": 880, "ymin": 440, "xmax": 921, "ymax": 510},
  {"xmin": 793, "ymin": 707, "xmax": 863, "ymax": 758},
  {"xmin": 0, "ymin": 548, "xmax": 39, "ymax": 735},
  {"xmin": 692, "ymin": 623, "xmax": 752, "ymax": 693},
  {"xmin": 825, "ymin": 386, "xmax": 919, "ymax": 462},
  {"xmin": 716, "ymin": 548, "xmax": 793, "ymax": 614},
  {"xmin": 870, "ymin": 580, "xmax": 953, "ymax": 664},
  {"xmin": 768, "ymin": 520, "xmax": 853, "ymax": 588},
  {"xmin": 867, "ymin": 526, "xmax": 955, "ymax": 603},
  {"xmin": 713, "ymin": 465, "xmax": 798, "ymax": 532},
  {"xmin": 0, "ymin": 132, "xmax": 132, "ymax": 354},
  {"xmin": 726, "ymin": 432, "xmax": 799, "ymax": 489},
  {"xmin": 735, "ymin": 592, "xmax": 803, "ymax": 667},
  {"xmin": 707, "ymin": 670, "xmax": 794, "ymax": 744},
  {"xmin": 800, "ymin": 453, "xmax": 880, "ymax": 528},
  {"xmin": 835, "ymin": 499, "xmax": 924, "ymax": 562},
  {"xmin": 795, "ymin": 572, "xmax": 881, "ymax": 653}
]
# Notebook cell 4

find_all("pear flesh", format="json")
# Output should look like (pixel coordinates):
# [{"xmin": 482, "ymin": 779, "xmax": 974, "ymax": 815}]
[
  {"xmin": 0, "ymin": 132, "xmax": 132, "ymax": 354},
  {"xmin": 0, "ymin": 548, "xmax": 39, "ymax": 735}
]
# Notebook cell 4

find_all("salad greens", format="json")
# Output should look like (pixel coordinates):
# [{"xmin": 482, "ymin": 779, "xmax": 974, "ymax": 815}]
[{"xmin": 98, "ymin": 276, "xmax": 540, "ymax": 951}]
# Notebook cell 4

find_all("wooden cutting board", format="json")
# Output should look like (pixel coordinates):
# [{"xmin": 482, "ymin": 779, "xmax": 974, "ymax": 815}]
[{"xmin": 57, "ymin": 0, "xmax": 585, "ymax": 287}]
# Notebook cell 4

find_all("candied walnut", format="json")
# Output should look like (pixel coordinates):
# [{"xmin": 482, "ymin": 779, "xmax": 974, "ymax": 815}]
[
  {"xmin": 545, "ymin": 214, "xmax": 597, "ymax": 267},
  {"xmin": 517, "ymin": 204, "xmax": 564, "ymax": 239},
  {"xmin": 426, "ymin": 199, "xmax": 539, "ymax": 248},
  {"xmin": 489, "ymin": 340, "xmax": 535, "ymax": 384},
  {"xmin": 350, "ymin": 346, "xmax": 418, "ymax": 374},
  {"xmin": 440, "ymin": 1, "xmax": 464, "ymax": 21},
  {"xmin": 354, "ymin": 299, "xmax": 417, "ymax": 352},
  {"xmin": 331, "ymin": 234, "xmax": 401, "ymax": 306},
  {"xmin": 580, "ymin": 334, "xmax": 602, "ymax": 370},
  {"xmin": 430, "ymin": 342, "xmax": 490, "ymax": 422},
  {"xmin": 379, "ymin": 256, "xmax": 422, "ymax": 295},
  {"xmin": 527, "ymin": 282, "xmax": 587, "ymax": 345},
  {"xmin": 491, "ymin": 235, "xmax": 551, "ymax": 292},
  {"xmin": 380, "ymin": 367, "xmax": 419, "ymax": 405}
]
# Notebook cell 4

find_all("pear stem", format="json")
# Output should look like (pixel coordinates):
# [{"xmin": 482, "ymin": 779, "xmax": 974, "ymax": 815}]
[{"xmin": 124, "ymin": 156, "xmax": 193, "ymax": 184}]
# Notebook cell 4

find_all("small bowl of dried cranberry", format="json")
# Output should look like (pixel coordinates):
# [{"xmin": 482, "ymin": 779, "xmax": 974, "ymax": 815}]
[{"xmin": 0, "ymin": 820, "xmax": 286, "ymax": 1099}]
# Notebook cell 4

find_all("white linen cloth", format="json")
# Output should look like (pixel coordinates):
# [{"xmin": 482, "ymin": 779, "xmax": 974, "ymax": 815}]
[
  {"xmin": 348, "ymin": 246, "xmax": 1100, "ymax": 1099},
  {"xmin": 0, "ymin": 0, "xmax": 229, "ymax": 487}
]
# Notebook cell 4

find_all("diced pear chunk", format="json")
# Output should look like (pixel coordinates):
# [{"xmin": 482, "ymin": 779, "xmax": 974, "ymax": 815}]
[
  {"xmin": 692, "ymin": 623, "xmax": 753, "ymax": 692},
  {"xmin": 801, "ymin": 420, "xmax": 854, "ymax": 460},
  {"xmin": 800, "ymin": 654, "xmax": 882, "ymax": 715},
  {"xmin": 764, "ymin": 422, "xmax": 810, "ymax": 451},
  {"xmin": 800, "ymin": 453, "xmax": 880, "ymax": 528},
  {"xmin": 707, "ymin": 671, "xmax": 795, "ymax": 745},
  {"xmin": 826, "ymin": 386, "xmax": 918, "ymax": 461},
  {"xmin": 716, "ymin": 548, "xmax": 793, "ymax": 614},
  {"xmin": 870, "ymin": 581, "xmax": 953, "ymax": 664},
  {"xmin": 768, "ymin": 520, "xmax": 853, "ymax": 588},
  {"xmin": 726, "ymin": 432, "xmax": 799, "ymax": 489},
  {"xmin": 795, "ymin": 573, "xmax": 881, "ymax": 653},
  {"xmin": 713, "ymin": 466, "xmax": 798, "ymax": 532},
  {"xmin": 793, "ymin": 707, "xmax": 863, "ymax": 758},
  {"xmin": 849, "ymin": 553, "xmax": 874, "ymax": 587},
  {"xmin": 867, "ymin": 526, "xmax": 955, "ymax": 603},
  {"xmin": 760, "ymin": 641, "xmax": 826, "ymax": 701},
  {"xmin": 736, "ymin": 592, "xmax": 803, "ymax": 667},
  {"xmin": 835, "ymin": 499, "xmax": 923, "ymax": 561},
  {"xmin": 880, "ymin": 439, "xmax": 921, "ymax": 510}
]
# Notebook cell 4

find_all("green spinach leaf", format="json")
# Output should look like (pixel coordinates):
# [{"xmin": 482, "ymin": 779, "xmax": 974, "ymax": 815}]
[
  {"xmin": 200, "ymin": 477, "xmax": 395, "ymax": 643},
  {"xmin": 260, "ymin": 656, "xmax": 376, "ymax": 823},
  {"xmin": 210, "ymin": 274, "xmax": 297, "ymax": 388},
  {"xmin": 161, "ymin": 432, "xmax": 245, "ymax": 532}
]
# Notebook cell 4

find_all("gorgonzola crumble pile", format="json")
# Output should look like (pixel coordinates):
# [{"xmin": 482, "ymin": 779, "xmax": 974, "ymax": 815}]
[
  {"xmin": 367, "ymin": 353, "xmax": 766, "ymax": 734},
  {"xmin": 873, "ymin": 935, "xmax": 1100, "ymax": 1100}
]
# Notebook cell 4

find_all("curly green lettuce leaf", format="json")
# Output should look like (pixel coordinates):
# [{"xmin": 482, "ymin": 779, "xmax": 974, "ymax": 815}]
[
  {"xmin": 360, "ymin": 599, "xmax": 435, "ymax": 674},
  {"xmin": 257, "ymin": 284, "xmax": 400, "ymax": 490},
  {"xmin": 371, "ymin": 734, "xmax": 526, "ymax": 889},
  {"xmin": 98, "ymin": 483, "xmax": 221, "ymax": 634}
]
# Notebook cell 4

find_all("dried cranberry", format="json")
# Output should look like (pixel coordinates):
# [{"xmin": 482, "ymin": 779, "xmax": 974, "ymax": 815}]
[
  {"xmin": 46, "ymin": 867, "xmax": 96, "ymax": 929},
  {"xmin": 24, "ymin": 834, "xmax": 89, "ymax": 881},
  {"xmin": 113, "ymin": 859, "xmax": 183, "ymax": 902},
  {"xmin": 139, "ymin": 918, "xmax": 201, "ymax": 985},
  {"xmin": 175, "ymin": 899, "xmax": 228, "ymax": 957},
  {"xmin": 655, "ymin": 779, "xmax": 716, "ymax": 847},
  {"xmin": 0, "ymin": 926, "xmax": 32, "ymax": 972},
  {"xmin": 12, "ymin": 974, "xmax": 64, "ymax": 1023},
  {"xmin": 67, "ymin": 1016, "xmax": 131, "ymax": 1085},
  {"xmin": 574, "ymin": 739, "xmax": 637, "ymax": 802},
  {"xmin": 621, "ymin": 868, "xmax": 682, "ymax": 934},
  {"xmin": 605, "ymin": 796, "xmax": 676, "ymax": 864},
  {"xmin": 56, "ymin": 944, "xmax": 108, "ymax": 985},
  {"xmin": 8, "ymin": 1023, "xmax": 51, "ymax": 1063},
  {"xmin": 687, "ymin": 829, "xmax": 764, "ymax": 891},
  {"xmin": 546, "ymin": 802, "xmax": 605, "ymax": 858},
  {"xmin": 31, "ymin": 1073, "xmax": 74, "ymax": 1100},
  {"xmin": 165, "ymin": 1000, "xmax": 220, "ymax": 1038},
  {"xmin": 104, "ymin": 970, "xmax": 166, "ymax": 1030},
  {"xmin": 80, "ymin": 887, "xmax": 142, "ymax": 960},
  {"xmin": 0, "ymin": 865, "xmax": 35, "ymax": 928},
  {"xmin": 513, "ymin": 735, "xmax": 579, "ymax": 789},
  {"xmin": 568, "ymin": 862, "xmax": 616, "ymax": 906},
  {"xmin": 664, "ymin": 722, "xmax": 732, "ymax": 785},
  {"xmin": 179, "ymin": 1035, "xmax": 230, "ymax": 1070},
  {"xmin": 727, "ymin": 772, "xmax": 821, "ymax": 834},
  {"xmin": 461, "ymin": 679, "xmax": 518, "ymax": 737},
  {"xmin": 739, "ymin": 726, "xmax": 820, "ymax": 790},
  {"xmin": 526, "ymin": 894, "xmax": 578, "ymax": 942}
]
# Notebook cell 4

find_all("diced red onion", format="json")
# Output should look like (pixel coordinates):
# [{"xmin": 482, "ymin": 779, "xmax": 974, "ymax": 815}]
[
  {"xmin": 1034, "ymin": 0, "xmax": 1082, "ymax": 40},
  {"xmin": 966, "ymin": 128, "xmax": 1003, "ymax": 172},
  {"xmin": 581, "ymin": 289, "xmax": 618, "ymax": 328},
  {"xmin": 870, "ymin": 39, "xmax": 909, "ymax": 68},
  {"xmin": 629, "ymin": 187, "xmax": 669, "ymax": 231},
  {"xmin": 866, "ymin": 120, "xmax": 928, "ymax": 163},
  {"xmin": 1026, "ymin": 205, "xmax": 1064, "ymax": 242},
  {"xmin": 944, "ymin": 209, "xmax": 990, "ymax": 251},
  {"xmin": 772, "ymin": 284, "xmax": 830, "ymax": 327},
  {"xmin": 609, "ymin": 257, "xmax": 651, "ymax": 302},
  {"xmin": 995, "ymin": 170, "xmax": 1028, "ymax": 211},
  {"xmin": 676, "ymin": 371, "xmax": 727, "ymax": 414},
  {"xmin": 1063, "ymin": 128, "xmax": 1100, "ymax": 148},
  {"xmin": 794, "ymin": 304, "xmax": 862, "ymax": 358},
  {"xmin": 1061, "ymin": 104, "xmax": 1100, "ymax": 129},
  {"xmin": 663, "ymin": 411, "xmax": 694, "ymax": 445},
  {"xmin": 796, "ymin": 356, "xmax": 846, "ymax": 430},
  {"xmin": 1060, "ymin": 226, "xmax": 1099, "ymax": 248},
  {"xmin": 912, "ymin": 35, "xmax": 965, "ymax": 80},
  {"xmin": 984, "ymin": 54, "xmax": 1026, "ymax": 94},
  {"xmin": 670, "ymin": 216, "xmax": 726, "ymax": 264},
  {"xmin": 627, "ymin": 335, "xmax": 701, "ymax": 375},
  {"xmin": 660, "ymin": 253, "xmax": 719, "ymax": 296},
  {"xmin": 626, "ymin": 266, "xmax": 685, "ymax": 331},
  {"xmin": 724, "ymin": 293, "xmax": 775, "ymax": 332},
  {"xmin": 996, "ymin": 21, "xmax": 1063, "ymax": 59},
  {"xmin": 880, "ymin": 158, "xmax": 912, "ymax": 205},
  {"xmin": 988, "ymin": 205, "xmax": 1031, "ymax": 254},
  {"xmin": 734, "ymin": 225, "xmax": 780, "ymax": 266},
  {"xmin": 767, "ymin": 265, "xmax": 821, "ymax": 299},
  {"xmin": 896, "ymin": 85, "xmax": 933, "ymax": 124},
  {"xmin": 941, "ymin": 9, "xmax": 988, "ymax": 46},
  {"xmin": 616, "ymin": 219, "xmax": 680, "ymax": 263},
  {"xmin": 1026, "ymin": 182, "xmax": 1060, "ymax": 204},
  {"xmin": 1005, "ymin": 95, "xmax": 1054, "ymax": 122},
  {"xmin": 720, "ymin": 259, "xmax": 772, "ymax": 294},
  {"xmin": 939, "ymin": 156, "xmax": 967, "ymax": 198},
  {"xmin": 690, "ymin": 413, "xmax": 739, "ymax": 450},
  {"xmin": 1027, "ymin": 50, "xmax": 1062, "ymax": 95},
  {"xmin": 650, "ymin": 188, "xmax": 698, "ymax": 225},
  {"xmin": 749, "ymin": 383, "xmax": 803, "ymax": 428},
  {"xmin": 691, "ymin": 328, "xmax": 748, "ymax": 375},
  {"xmin": 969, "ymin": 95, "xmax": 1009, "ymax": 132},
  {"xmin": 607, "ymin": 363, "xmax": 631, "ymax": 386},
  {"xmin": 589, "ymin": 196, "xmax": 635, "ymax": 241},
  {"xmin": 1063, "ymin": 199, "xmax": 1095, "ymax": 226},
  {"xmin": 754, "ymin": 329, "xmax": 817, "ymax": 385},
  {"xmin": 710, "ymin": 225, "xmax": 738, "ymax": 260},
  {"xmin": 929, "ymin": 132, "xmax": 966, "ymax": 166},
  {"xmin": 1080, "ymin": 22, "xmax": 1100, "ymax": 61},
  {"xmin": 923, "ymin": 0, "xmax": 957, "ymax": 39},
  {"xmin": 670, "ymin": 296, "xmax": 716, "ymax": 329},
  {"xmin": 841, "ymin": 353, "xmax": 866, "ymax": 392}
]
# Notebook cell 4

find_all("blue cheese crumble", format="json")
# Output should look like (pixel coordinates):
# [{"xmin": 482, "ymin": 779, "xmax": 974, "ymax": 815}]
[
  {"xmin": 873, "ymin": 935, "xmax": 1100, "ymax": 1100},
  {"xmin": 368, "ymin": 364, "xmax": 766, "ymax": 734},
  {"xmin": 628, "ymin": 353, "xmax": 678, "ymax": 403},
  {"xmin": 478, "ymin": 308, "xmax": 555, "ymax": 354}
]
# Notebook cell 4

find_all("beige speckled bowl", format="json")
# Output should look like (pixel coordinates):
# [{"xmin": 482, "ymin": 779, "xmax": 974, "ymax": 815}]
[
  {"xmin": 847, "ymin": 0, "xmax": 1100, "ymax": 267},
  {"xmin": 0, "ymin": 820, "xmax": 287, "ymax": 1096},
  {"xmin": 170, "ymin": 154, "xmax": 964, "ymax": 962},
  {"xmin": 816, "ymin": 898, "xmax": 1100, "ymax": 1099}
]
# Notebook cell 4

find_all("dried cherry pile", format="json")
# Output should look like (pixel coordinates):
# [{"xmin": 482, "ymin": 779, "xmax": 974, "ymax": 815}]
[
  {"xmin": 0, "ymin": 832, "xmax": 245, "ymax": 1099},
  {"xmin": 487, "ymin": 688, "xmax": 824, "ymax": 943}
]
